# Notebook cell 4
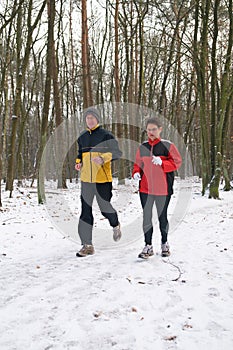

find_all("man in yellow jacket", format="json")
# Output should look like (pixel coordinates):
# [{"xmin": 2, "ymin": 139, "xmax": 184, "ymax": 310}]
[{"xmin": 75, "ymin": 107, "xmax": 122, "ymax": 257}]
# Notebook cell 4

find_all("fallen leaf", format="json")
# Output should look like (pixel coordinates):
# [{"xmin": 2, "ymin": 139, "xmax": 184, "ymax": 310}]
[
  {"xmin": 182, "ymin": 323, "xmax": 193, "ymax": 329},
  {"xmin": 164, "ymin": 335, "xmax": 177, "ymax": 341}
]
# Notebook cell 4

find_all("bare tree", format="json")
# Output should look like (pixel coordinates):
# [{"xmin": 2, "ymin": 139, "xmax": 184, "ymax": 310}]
[
  {"xmin": 0, "ymin": 0, "xmax": 232, "ymax": 199},
  {"xmin": 5, "ymin": 0, "xmax": 46, "ymax": 197},
  {"xmin": 37, "ymin": 0, "xmax": 54, "ymax": 203},
  {"xmin": 193, "ymin": 0, "xmax": 211, "ymax": 195},
  {"xmin": 81, "ymin": 0, "xmax": 93, "ymax": 108},
  {"xmin": 0, "ymin": 115, "xmax": 2, "ymax": 207}
]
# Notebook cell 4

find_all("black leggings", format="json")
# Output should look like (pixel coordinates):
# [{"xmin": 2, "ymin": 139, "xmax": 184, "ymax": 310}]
[
  {"xmin": 78, "ymin": 182, "xmax": 119, "ymax": 245},
  {"xmin": 139, "ymin": 193, "xmax": 171, "ymax": 245}
]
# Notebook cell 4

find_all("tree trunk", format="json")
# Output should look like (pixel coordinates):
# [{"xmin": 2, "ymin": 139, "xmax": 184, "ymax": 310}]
[
  {"xmin": 210, "ymin": 0, "xmax": 233, "ymax": 196},
  {"xmin": 209, "ymin": 152, "xmax": 221, "ymax": 199},
  {"xmin": 51, "ymin": 0, "xmax": 66, "ymax": 189},
  {"xmin": 210, "ymin": 0, "xmax": 220, "ymax": 177},
  {"xmin": 37, "ymin": 0, "xmax": 53, "ymax": 204},
  {"xmin": 114, "ymin": 0, "xmax": 125, "ymax": 184},
  {"xmin": 0, "ymin": 116, "xmax": 2, "ymax": 207},
  {"xmin": 193, "ymin": 0, "xmax": 211, "ymax": 195},
  {"xmin": 216, "ymin": 0, "xmax": 233, "ymax": 155},
  {"xmin": 135, "ymin": 1, "xmax": 148, "ymax": 106},
  {"xmin": 5, "ymin": 1, "xmax": 23, "ymax": 196},
  {"xmin": 222, "ymin": 156, "xmax": 231, "ymax": 191},
  {"xmin": 81, "ymin": 0, "xmax": 93, "ymax": 108},
  {"xmin": 6, "ymin": 0, "xmax": 46, "ymax": 196}
]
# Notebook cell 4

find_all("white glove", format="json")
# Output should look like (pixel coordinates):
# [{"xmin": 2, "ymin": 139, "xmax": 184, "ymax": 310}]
[
  {"xmin": 152, "ymin": 156, "xmax": 162, "ymax": 166},
  {"xmin": 133, "ymin": 172, "xmax": 141, "ymax": 180}
]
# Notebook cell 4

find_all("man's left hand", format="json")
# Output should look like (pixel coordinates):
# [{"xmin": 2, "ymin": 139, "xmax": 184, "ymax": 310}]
[{"xmin": 92, "ymin": 156, "xmax": 104, "ymax": 165}]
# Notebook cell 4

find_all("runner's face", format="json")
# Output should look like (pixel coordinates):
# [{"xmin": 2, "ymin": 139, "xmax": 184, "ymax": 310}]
[
  {"xmin": 86, "ymin": 114, "xmax": 98, "ymax": 129},
  {"xmin": 146, "ymin": 123, "xmax": 162, "ymax": 141}
]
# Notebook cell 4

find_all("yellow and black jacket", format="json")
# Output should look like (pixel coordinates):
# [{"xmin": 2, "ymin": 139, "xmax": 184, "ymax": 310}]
[{"xmin": 76, "ymin": 125, "xmax": 122, "ymax": 183}]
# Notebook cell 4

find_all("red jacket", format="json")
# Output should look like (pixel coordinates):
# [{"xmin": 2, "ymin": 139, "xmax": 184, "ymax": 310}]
[{"xmin": 132, "ymin": 138, "xmax": 182, "ymax": 195}]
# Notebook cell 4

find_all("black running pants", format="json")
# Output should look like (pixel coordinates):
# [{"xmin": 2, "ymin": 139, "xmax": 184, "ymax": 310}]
[
  {"xmin": 78, "ymin": 182, "xmax": 119, "ymax": 245},
  {"xmin": 139, "ymin": 193, "xmax": 171, "ymax": 245}
]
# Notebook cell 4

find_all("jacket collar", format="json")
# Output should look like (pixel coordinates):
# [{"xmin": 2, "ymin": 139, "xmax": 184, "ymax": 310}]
[
  {"xmin": 148, "ymin": 137, "xmax": 161, "ymax": 146},
  {"xmin": 86, "ymin": 124, "xmax": 100, "ymax": 133}
]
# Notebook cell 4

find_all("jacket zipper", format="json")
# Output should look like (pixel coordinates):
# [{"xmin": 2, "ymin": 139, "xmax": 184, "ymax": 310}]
[
  {"xmin": 150, "ymin": 144, "xmax": 154, "ymax": 193},
  {"xmin": 89, "ymin": 130, "xmax": 92, "ymax": 182},
  {"xmin": 90, "ymin": 152, "xmax": 92, "ymax": 182}
]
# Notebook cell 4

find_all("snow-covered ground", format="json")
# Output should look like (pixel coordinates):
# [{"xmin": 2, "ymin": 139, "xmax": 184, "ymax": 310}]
[{"xmin": 0, "ymin": 178, "xmax": 233, "ymax": 350}]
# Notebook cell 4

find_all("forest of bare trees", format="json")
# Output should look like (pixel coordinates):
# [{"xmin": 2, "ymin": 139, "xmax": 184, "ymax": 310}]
[{"xmin": 0, "ymin": 0, "xmax": 233, "ymax": 206}]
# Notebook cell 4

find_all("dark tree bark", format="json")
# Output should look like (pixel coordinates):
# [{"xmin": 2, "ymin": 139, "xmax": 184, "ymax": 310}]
[
  {"xmin": 5, "ymin": 0, "xmax": 46, "ymax": 197},
  {"xmin": 81, "ymin": 0, "xmax": 93, "ymax": 108},
  {"xmin": 37, "ymin": 0, "xmax": 54, "ymax": 204},
  {"xmin": 0, "ymin": 116, "xmax": 2, "ymax": 207},
  {"xmin": 193, "ymin": 0, "xmax": 211, "ymax": 195}
]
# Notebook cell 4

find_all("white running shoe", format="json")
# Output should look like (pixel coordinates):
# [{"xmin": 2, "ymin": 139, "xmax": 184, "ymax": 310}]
[
  {"xmin": 138, "ymin": 245, "xmax": 154, "ymax": 259},
  {"xmin": 161, "ymin": 242, "xmax": 170, "ymax": 257},
  {"xmin": 113, "ymin": 224, "xmax": 122, "ymax": 242}
]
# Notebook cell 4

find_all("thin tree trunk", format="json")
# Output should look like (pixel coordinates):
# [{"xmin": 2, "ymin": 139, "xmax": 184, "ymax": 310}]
[
  {"xmin": 6, "ymin": 0, "xmax": 46, "ymax": 196},
  {"xmin": 37, "ymin": 0, "xmax": 53, "ymax": 203},
  {"xmin": 210, "ymin": 0, "xmax": 220, "ymax": 177},
  {"xmin": 217, "ymin": 0, "xmax": 233, "ymax": 155},
  {"xmin": 114, "ymin": 0, "xmax": 121, "ymax": 104},
  {"xmin": 5, "ymin": 1, "xmax": 23, "ymax": 196},
  {"xmin": 209, "ymin": 152, "xmax": 221, "ymax": 199},
  {"xmin": 135, "ymin": 1, "xmax": 148, "ymax": 106},
  {"xmin": 81, "ymin": 0, "xmax": 93, "ymax": 108},
  {"xmin": 193, "ymin": 0, "xmax": 211, "ymax": 195},
  {"xmin": 210, "ymin": 0, "xmax": 233, "ymax": 197},
  {"xmin": 50, "ymin": 0, "xmax": 66, "ymax": 189},
  {"xmin": 114, "ymin": 0, "xmax": 125, "ymax": 184},
  {"xmin": 0, "ymin": 116, "xmax": 2, "ymax": 207},
  {"xmin": 17, "ymin": 74, "xmax": 37, "ymax": 186}
]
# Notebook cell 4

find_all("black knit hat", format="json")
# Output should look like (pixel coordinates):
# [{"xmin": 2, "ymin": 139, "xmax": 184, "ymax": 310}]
[{"xmin": 83, "ymin": 107, "xmax": 100, "ymax": 123}]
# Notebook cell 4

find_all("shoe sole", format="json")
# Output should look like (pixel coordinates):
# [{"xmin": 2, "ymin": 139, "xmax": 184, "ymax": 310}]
[
  {"xmin": 76, "ymin": 252, "xmax": 95, "ymax": 257},
  {"xmin": 161, "ymin": 251, "xmax": 170, "ymax": 257},
  {"xmin": 138, "ymin": 253, "xmax": 154, "ymax": 259},
  {"xmin": 138, "ymin": 255, "xmax": 149, "ymax": 259}
]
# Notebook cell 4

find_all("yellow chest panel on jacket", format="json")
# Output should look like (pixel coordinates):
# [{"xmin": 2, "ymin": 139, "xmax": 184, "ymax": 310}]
[{"xmin": 80, "ymin": 151, "xmax": 112, "ymax": 183}]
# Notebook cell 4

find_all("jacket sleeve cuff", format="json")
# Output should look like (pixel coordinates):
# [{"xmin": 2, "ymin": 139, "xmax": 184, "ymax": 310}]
[{"xmin": 75, "ymin": 158, "xmax": 81, "ymax": 164}]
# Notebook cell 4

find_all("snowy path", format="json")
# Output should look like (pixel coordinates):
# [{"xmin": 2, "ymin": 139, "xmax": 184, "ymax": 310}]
[{"xmin": 0, "ymin": 180, "xmax": 233, "ymax": 350}]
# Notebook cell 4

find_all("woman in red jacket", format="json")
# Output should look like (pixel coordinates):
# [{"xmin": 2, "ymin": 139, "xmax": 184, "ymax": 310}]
[{"xmin": 132, "ymin": 117, "xmax": 182, "ymax": 259}]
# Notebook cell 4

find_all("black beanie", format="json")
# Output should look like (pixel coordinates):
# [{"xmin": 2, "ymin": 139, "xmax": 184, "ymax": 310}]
[{"xmin": 83, "ymin": 107, "xmax": 100, "ymax": 123}]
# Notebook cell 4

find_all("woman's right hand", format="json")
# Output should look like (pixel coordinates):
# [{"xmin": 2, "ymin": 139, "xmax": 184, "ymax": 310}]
[
  {"xmin": 133, "ymin": 172, "xmax": 141, "ymax": 181},
  {"xmin": 75, "ymin": 163, "xmax": 82, "ymax": 171}
]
